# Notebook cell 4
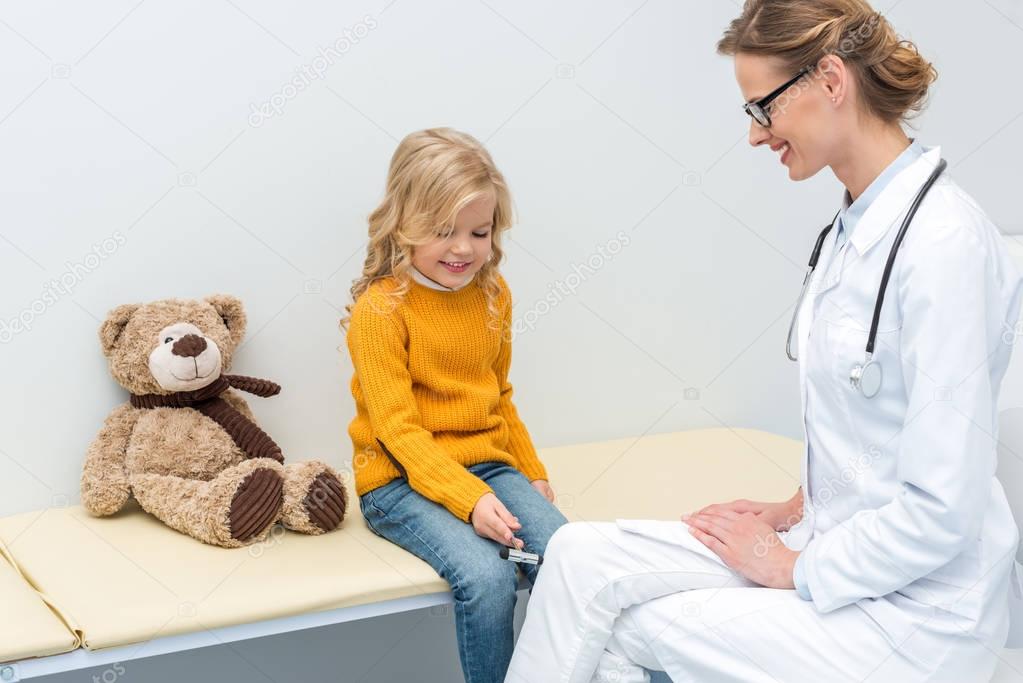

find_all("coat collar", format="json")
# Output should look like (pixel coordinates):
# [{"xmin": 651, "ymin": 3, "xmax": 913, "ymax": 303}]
[
  {"xmin": 846, "ymin": 145, "xmax": 944, "ymax": 257},
  {"xmin": 837, "ymin": 139, "xmax": 923, "ymax": 245}
]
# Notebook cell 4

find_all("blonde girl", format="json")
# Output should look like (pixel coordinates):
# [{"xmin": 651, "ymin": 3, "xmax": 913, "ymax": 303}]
[
  {"xmin": 507, "ymin": 1, "xmax": 1022, "ymax": 681},
  {"xmin": 343, "ymin": 127, "xmax": 567, "ymax": 683}
]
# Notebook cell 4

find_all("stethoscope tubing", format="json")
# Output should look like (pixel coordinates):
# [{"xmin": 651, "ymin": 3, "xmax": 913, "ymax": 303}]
[{"xmin": 786, "ymin": 159, "xmax": 948, "ymax": 396}]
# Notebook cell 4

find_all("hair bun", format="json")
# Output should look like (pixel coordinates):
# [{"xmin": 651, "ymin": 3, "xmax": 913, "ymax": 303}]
[{"xmin": 861, "ymin": 19, "xmax": 937, "ymax": 120}]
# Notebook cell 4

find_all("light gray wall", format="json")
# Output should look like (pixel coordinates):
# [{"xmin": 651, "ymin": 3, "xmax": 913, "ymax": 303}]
[{"xmin": 1, "ymin": 1, "xmax": 1021, "ymax": 681}]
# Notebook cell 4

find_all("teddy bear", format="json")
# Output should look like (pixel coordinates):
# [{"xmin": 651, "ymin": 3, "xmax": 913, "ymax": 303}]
[{"xmin": 80, "ymin": 294, "xmax": 348, "ymax": 548}]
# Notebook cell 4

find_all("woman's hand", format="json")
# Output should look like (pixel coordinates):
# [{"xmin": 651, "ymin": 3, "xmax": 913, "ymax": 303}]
[
  {"xmin": 683, "ymin": 489, "xmax": 803, "ymax": 532},
  {"xmin": 685, "ymin": 509, "xmax": 799, "ymax": 589},
  {"xmin": 531, "ymin": 479, "xmax": 555, "ymax": 503},
  {"xmin": 470, "ymin": 492, "xmax": 524, "ymax": 549}
]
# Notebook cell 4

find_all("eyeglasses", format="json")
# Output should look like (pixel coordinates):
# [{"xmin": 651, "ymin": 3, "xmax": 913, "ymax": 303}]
[{"xmin": 743, "ymin": 65, "xmax": 815, "ymax": 128}]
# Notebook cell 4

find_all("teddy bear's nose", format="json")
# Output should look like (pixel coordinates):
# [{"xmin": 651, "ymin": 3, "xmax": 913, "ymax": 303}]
[{"xmin": 171, "ymin": 334, "xmax": 208, "ymax": 358}]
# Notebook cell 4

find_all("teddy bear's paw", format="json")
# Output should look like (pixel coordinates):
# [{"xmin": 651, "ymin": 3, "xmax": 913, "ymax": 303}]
[
  {"xmin": 303, "ymin": 471, "xmax": 347, "ymax": 532},
  {"xmin": 228, "ymin": 466, "xmax": 284, "ymax": 543},
  {"xmin": 280, "ymin": 462, "xmax": 347, "ymax": 534}
]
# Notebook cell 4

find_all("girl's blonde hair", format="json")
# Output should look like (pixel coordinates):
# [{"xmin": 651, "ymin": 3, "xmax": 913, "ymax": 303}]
[
  {"xmin": 342, "ymin": 127, "xmax": 512, "ymax": 328},
  {"xmin": 717, "ymin": 0, "xmax": 937, "ymax": 123}
]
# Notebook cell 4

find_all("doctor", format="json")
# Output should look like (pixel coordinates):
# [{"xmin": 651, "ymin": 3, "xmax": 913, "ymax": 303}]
[{"xmin": 506, "ymin": 1, "xmax": 1023, "ymax": 681}]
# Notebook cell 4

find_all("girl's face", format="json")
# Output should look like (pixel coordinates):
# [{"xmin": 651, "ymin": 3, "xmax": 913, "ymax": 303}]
[
  {"xmin": 411, "ymin": 191, "xmax": 495, "ymax": 289},
  {"xmin": 734, "ymin": 53, "xmax": 839, "ymax": 181}
]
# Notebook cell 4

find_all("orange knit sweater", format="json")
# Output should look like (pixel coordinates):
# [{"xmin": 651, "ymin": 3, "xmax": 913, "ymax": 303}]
[{"xmin": 345, "ymin": 275, "xmax": 548, "ymax": 522}]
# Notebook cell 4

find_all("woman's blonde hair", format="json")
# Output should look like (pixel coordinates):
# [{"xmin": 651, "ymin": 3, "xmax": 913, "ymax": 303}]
[
  {"xmin": 717, "ymin": 0, "xmax": 937, "ymax": 123},
  {"xmin": 341, "ymin": 127, "xmax": 512, "ymax": 328}
]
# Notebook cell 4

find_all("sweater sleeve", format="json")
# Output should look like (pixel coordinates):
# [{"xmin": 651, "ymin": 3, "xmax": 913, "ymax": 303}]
[
  {"xmin": 492, "ymin": 286, "xmax": 548, "ymax": 483},
  {"xmin": 348, "ymin": 290, "xmax": 493, "ymax": 522}
]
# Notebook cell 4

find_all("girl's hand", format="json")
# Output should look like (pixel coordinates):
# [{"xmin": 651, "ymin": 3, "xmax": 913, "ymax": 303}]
[
  {"xmin": 470, "ymin": 492, "xmax": 524, "ymax": 549},
  {"xmin": 531, "ymin": 479, "xmax": 555, "ymax": 503},
  {"xmin": 683, "ymin": 489, "xmax": 803, "ymax": 532},
  {"xmin": 685, "ymin": 509, "xmax": 799, "ymax": 589}
]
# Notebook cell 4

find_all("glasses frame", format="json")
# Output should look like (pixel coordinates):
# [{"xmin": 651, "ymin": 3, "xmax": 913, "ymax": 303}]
[{"xmin": 743, "ymin": 65, "xmax": 816, "ymax": 128}]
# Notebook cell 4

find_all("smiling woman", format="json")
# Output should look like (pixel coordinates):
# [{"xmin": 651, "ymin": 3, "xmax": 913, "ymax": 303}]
[{"xmin": 505, "ymin": 1, "xmax": 1023, "ymax": 681}]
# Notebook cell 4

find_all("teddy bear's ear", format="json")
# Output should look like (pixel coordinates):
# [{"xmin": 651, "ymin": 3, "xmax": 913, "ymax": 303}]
[
  {"xmin": 205, "ymin": 294, "xmax": 247, "ymax": 347},
  {"xmin": 99, "ymin": 303, "xmax": 141, "ymax": 357}
]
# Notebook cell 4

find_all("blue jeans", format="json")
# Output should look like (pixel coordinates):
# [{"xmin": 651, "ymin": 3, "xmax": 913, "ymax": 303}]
[{"xmin": 360, "ymin": 461, "xmax": 568, "ymax": 683}]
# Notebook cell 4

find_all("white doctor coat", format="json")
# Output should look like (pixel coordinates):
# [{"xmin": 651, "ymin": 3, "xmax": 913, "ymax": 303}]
[
  {"xmin": 506, "ymin": 146, "xmax": 1023, "ymax": 682},
  {"xmin": 786, "ymin": 145, "xmax": 1023, "ymax": 654}
]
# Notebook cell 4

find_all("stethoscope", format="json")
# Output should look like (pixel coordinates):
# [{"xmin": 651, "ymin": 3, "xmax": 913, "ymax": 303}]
[{"xmin": 785, "ymin": 158, "xmax": 948, "ymax": 398}]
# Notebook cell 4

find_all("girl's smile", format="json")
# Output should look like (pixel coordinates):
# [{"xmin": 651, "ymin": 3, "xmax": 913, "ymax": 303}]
[{"xmin": 441, "ymin": 260, "xmax": 473, "ymax": 273}]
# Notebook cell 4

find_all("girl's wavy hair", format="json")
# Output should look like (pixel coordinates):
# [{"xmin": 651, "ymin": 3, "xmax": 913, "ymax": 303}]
[
  {"xmin": 341, "ymin": 128, "xmax": 512, "ymax": 330},
  {"xmin": 718, "ymin": 0, "xmax": 937, "ymax": 124}
]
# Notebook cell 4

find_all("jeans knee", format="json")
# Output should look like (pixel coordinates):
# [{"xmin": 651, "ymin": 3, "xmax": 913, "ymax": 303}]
[{"xmin": 455, "ymin": 562, "xmax": 518, "ymax": 611}]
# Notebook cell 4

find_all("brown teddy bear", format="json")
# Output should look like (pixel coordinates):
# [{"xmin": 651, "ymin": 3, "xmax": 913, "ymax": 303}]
[{"xmin": 81, "ymin": 294, "xmax": 347, "ymax": 548}]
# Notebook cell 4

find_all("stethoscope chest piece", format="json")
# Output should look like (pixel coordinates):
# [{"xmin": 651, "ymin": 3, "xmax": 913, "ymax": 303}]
[{"xmin": 850, "ymin": 356, "xmax": 883, "ymax": 398}]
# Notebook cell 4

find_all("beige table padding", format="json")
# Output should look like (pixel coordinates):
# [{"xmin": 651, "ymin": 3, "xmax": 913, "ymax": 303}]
[
  {"xmin": 544, "ymin": 428, "xmax": 801, "ymax": 522},
  {"xmin": 0, "ymin": 535, "xmax": 81, "ymax": 662},
  {"xmin": 0, "ymin": 428, "xmax": 801, "ymax": 654}
]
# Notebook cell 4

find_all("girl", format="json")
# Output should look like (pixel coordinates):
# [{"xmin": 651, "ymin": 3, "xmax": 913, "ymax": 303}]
[
  {"xmin": 343, "ymin": 127, "xmax": 568, "ymax": 683},
  {"xmin": 507, "ymin": 1, "xmax": 1022, "ymax": 681}
]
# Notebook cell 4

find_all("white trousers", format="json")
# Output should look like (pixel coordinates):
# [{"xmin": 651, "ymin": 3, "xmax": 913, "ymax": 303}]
[{"xmin": 505, "ymin": 520, "xmax": 999, "ymax": 683}]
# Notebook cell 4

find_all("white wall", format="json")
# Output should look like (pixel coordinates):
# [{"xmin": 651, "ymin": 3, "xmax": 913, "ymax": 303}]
[
  {"xmin": 3, "ymin": 0, "xmax": 1021, "ymax": 517},
  {"xmin": 1, "ymin": 1, "xmax": 1021, "ymax": 680}
]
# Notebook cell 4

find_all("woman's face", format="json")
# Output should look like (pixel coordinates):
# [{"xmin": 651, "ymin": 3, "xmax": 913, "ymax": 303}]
[
  {"xmin": 411, "ymin": 190, "xmax": 495, "ymax": 289},
  {"xmin": 734, "ymin": 53, "xmax": 840, "ymax": 181}
]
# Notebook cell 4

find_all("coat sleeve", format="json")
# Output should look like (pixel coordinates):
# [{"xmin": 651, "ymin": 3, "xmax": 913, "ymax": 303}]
[{"xmin": 801, "ymin": 223, "xmax": 998, "ymax": 612}]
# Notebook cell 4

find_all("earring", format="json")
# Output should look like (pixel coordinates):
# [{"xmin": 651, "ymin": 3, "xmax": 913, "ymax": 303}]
[{"xmin": 832, "ymin": 97, "xmax": 837, "ymax": 103}]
